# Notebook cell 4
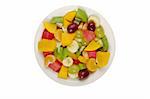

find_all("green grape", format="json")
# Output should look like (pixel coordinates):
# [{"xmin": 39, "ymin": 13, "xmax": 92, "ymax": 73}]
[
  {"xmin": 78, "ymin": 63, "xmax": 86, "ymax": 70},
  {"xmin": 68, "ymin": 65, "xmax": 80, "ymax": 74},
  {"xmin": 95, "ymin": 25, "xmax": 105, "ymax": 38}
]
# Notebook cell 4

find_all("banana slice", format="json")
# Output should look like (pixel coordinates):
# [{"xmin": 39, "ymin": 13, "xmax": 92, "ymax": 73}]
[
  {"xmin": 62, "ymin": 57, "xmax": 73, "ymax": 67},
  {"xmin": 68, "ymin": 73, "xmax": 78, "ymax": 79},
  {"xmin": 67, "ymin": 40, "xmax": 79, "ymax": 53},
  {"xmin": 88, "ymin": 15, "xmax": 100, "ymax": 27}
]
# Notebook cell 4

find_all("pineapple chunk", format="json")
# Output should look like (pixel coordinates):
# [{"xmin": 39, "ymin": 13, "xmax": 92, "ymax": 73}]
[
  {"xmin": 38, "ymin": 39, "xmax": 56, "ymax": 52},
  {"xmin": 58, "ymin": 66, "xmax": 68, "ymax": 79}
]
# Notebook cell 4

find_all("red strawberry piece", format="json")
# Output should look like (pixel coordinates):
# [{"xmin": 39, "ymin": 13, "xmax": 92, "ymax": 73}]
[
  {"xmin": 87, "ymin": 51, "xmax": 97, "ymax": 58},
  {"xmin": 83, "ymin": 30, "xmax": 95, "ymax": 42},
  {"xmin": 43, "ymin": 52, "xmax": 53, "ymax": 57},
  {"xmin": 73, "ymin": 59, "xmax": 80, "ymax": 65},
  {"xmin": 42, "ymin": 29, "xmax": 54, "ymax": 40},
  {"xmin": 48, "ymin": 60, "xmax": 62, "ymax": 72}
]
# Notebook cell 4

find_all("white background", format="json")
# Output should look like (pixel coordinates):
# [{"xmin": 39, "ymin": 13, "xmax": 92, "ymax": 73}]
[{"xmin": 0, "ymin": 0, "xmax": 150, "ymax": 98}]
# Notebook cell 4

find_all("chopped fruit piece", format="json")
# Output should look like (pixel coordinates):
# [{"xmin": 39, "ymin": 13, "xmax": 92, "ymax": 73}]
[
  {"xmin": 88, "ymin": 15, "xmax": 100, "ymax": 27},
  {"xmin": 43, "ymin": 52, "xmax": 52, "ymax": 57},
  {"xmin": 87, "ymin": 21, "xmax": 96, "ymax": 31},
  {"xmin": 82, "ymin": 23, "xmax": 88, "ymax": 30},
  {"xmin": 86, "ymin": 58, "xmax": 97, "ymax": 72},
  {"xmin": 74, "ymin": 18, "xmax": 81, "ymax": 25},
  {"xmin": 78, "ymin": 69, "xmax": 89, "ymax": 80},
  {"xmin": 58, "ymin": 66, "xmax": 68, "ymax": 79},
  {"xmin": 82, "ymin": 51, "xmax": 89, "ymax": 59},
  {"xmin": 38, "ymin": 39, "xmax": 56, "ymax": 52},
  {"xmin": 84, "ymin": 40, "xmax": 101, "ymax": 51},
  {"xmin": 83, "ymin": 30, "xmax": 95, "ymax": 42},
  {"xmin": 54, "ymin": 29, "xmax": 62, "ymax": 41},
  {"xmin": 78, "ymin": 56, "xmax": 88, "ymax": 64},
  {"xmin": 68, "ymin": 73, "xmax": 78, "ymax": 79},
  {"xmin": 44, "ymin": 55, "xmax": 56, "ymax": 65},
  {"xmin": 50, "ymin": 16, "xmax": 63, "ymax": 24},
  {"xmin": 96, "ymin": 39, "xmax": 103, "ymax": 47},
  {"xmin": 95, "ymin": 26, "xmax": 105, "ymax": 38},
  {"xmin": 48, "ymin": 60, "xmax": 62, "ymax": 72},
  {"xmin": 76, "ymin": 8, "xmax": 88, "ymax": 22},
  {"xmin": 68, "ymin": 52, "xmax": 78, "ymax": 59},
  {"xmin": 87, "ymin": 51, "xmax": 96, "ymax": 58},
  {"xmin": 101, "ymin": 36, "xmax": 109, "ymax": 51},
  {"xmin": 96, "ymin": 52, "xmax": 110, "ymax": 67},
  {"xmin": 43, "ymin": 21, "xmax": 57, "ymax": 33},
  {"xmin": 42, "ymin": 29, "xmax": 54, "ymax": 40},
  {"xmin": 78, "ymin": 63, "xmax": 86, "ymax": 70},
  {"xmin": 61, "ymin": 32, "xmax": 76, "ymax": 46},
  {"xmin": 64, "ymin": 11, "xmax": 76, "ymax": 22},
  {"xmin": 73, "ymin": 59, "xmax": 80, "ymax": 65},
  {"xmin": 68, "ymin": 65, "xmax": 79, "ymax": 74},
  {"xmin": 63, "ymin": 20, "xmax": 71, "ymax": 28},
  {"xmin": 54, "ymin": 47, "xmax": 69, "ymax": 61},
  {"xmin": 67, "ymin": 40, "xmax": 79, "ymax": 53},
  {"xmin": 76, "ymin": 51, "xmax": 81, "ymax": 57},
  {"xmin": 62, "ymin": 57, "xmax": 73, "ymax": 67},
  {"xmin": 67, "ymin": 23, "xmax": 78, "ymax": 33},
  {"xmin": 78, "ymin": 22, "xmax": 84, "ymax": 30}
]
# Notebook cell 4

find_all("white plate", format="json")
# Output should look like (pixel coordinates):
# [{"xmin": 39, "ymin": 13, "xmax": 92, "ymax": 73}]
[{"xmin": 34, "ymin": 5, "xmax": 115, "ymax": 86}]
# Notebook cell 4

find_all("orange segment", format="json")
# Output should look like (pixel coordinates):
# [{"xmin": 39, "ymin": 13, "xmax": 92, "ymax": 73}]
[
  {"xmin": 44, "ymin": 55, "xmax": 56, "ymax": 66},
  {"xmin": 96, "ymin": 51, "xmax": 110, "ymax": 68},
  {"xmin": 86, "ymin": 58, "xmax": 97, "ymax": 72}
]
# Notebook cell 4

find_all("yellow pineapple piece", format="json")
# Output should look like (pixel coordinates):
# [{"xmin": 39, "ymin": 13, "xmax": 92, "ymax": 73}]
[
  {"xmin": 38, "ymin": 39, "xmax": 56, "ymax": 52},
  {"xmin": 58, "ymin": 66, "xmax": 68, "ymax": 79}
]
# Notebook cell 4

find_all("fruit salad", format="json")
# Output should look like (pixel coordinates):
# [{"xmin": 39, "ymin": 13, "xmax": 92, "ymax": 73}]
[{"xmin": 38, "ymin": 8, "xmax": 110, "ymax": 80}]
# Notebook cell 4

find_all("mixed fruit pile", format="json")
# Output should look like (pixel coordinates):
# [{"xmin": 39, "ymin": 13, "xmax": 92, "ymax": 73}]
[{"xmin": 38, "ymin": 8, "xmax": 110, "ymax": 80}]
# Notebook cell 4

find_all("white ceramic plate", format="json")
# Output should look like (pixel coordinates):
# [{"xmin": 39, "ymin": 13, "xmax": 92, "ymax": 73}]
[{"xmin": 34, "ymin": 5, "xmax": 115, "ymax": 86}]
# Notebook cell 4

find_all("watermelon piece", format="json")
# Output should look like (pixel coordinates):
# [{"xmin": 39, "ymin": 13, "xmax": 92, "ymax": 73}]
[
  {"xmin": 42, "ymin": 29, "xmax": 54, "ymax": 40},
  {"xmin": 43, "ymin": 52, "xmax": 53, "ymax": 57},
  {"xmin": 83, "ymin": 30, "xmax": 95, "ymax": 42},
  {"xmin": 87, "ymin": 51, "xmax": 97, "ymax": 58},
  {"xmin": 48, "ymin": 60, "xmax": 62, "ymax": 72}
]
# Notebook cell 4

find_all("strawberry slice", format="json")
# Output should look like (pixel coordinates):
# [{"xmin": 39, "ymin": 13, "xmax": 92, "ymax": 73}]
[
  {"xmin": 83, "ymin": 30, "xmax": 95, "ymax": 42},
  {"xmin": 43, "ymin": 52, "xmax": 53, "ymax": 57},
  {"xmin": 48, "ymin": 60, "xmax": 62, "ymax": 72},
  {"xmin": 87, "ymin": 51, "xmax": 97, "ymax": 58},
  {"xmin": 42, "ymin": 29, "xmax": 54, "ymax": 40},
  {"xmin": 73, "ymin": 59, "xmax": 80, "ymax": 65}
]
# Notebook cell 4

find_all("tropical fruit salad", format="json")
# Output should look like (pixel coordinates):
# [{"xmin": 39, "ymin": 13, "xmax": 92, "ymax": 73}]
[{"xmin": 38, "ymin": 8, "xmax": 110, "ymax": 80}]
